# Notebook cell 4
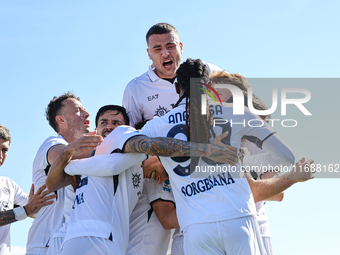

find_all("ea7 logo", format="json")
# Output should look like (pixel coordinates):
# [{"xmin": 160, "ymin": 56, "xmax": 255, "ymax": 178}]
[
  {"xmin": 201, "ymin": 84, "xmax": 312, "ymax": 116},
  {"xmin": 148, "ymin": 94, "xmax": 159, "ymax": 101}
]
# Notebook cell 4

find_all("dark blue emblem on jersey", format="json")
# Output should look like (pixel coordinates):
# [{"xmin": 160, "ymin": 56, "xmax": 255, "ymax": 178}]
[
  {"xmin": 154, "ymin": 105, "xmax": 169, "ymax": 117},
  {"xmin": 132, "ymin": 173, "xmax": 141, "ymax": 188}
]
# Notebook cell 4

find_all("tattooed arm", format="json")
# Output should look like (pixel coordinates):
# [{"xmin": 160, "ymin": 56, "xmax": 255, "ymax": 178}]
[
  {"xmin": 0, "ymin": 210, "xmax": 19, "ymax": 227},
  {"xmin": 0, "ymin": 184, "xmax": 55, "ymax": 227},
  {"xmin": 124, "ymin": 131, "xmax": 239, "ymax": 165}
]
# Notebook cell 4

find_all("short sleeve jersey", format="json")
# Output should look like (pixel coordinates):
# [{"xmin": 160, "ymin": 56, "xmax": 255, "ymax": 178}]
[
  {"xmin": 0, "ymin": 177, "xmax": 28, "ymax": 255},
  {"xmin": 26, "ymin": 136, "xmax": 68, "ymax": 251},
  {"xmin": 123, "ymin": 61, "xmax": 221, "ymax": 127},
  {"xmin": 64, "ymin": 126, "xmax": 145, "ymax": 254},
  {"xmin": 48, "ymin": 184, "xmax": 75, "ymax": 241},
  {"xmin": 126, "ymin": 178, "xmax": 175, "ymax": 255}
]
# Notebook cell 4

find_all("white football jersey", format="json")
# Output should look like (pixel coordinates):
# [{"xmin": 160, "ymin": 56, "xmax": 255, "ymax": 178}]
[
  {"xmin": 26, "ymin": 136, "xmax": 67, "ymax": 252},
  {"xmin": 0, "ymin": 177, "xmax": 28, "ymax": 255},
  {"xmin": 63, "ymin": 126, "xmax": 146, "ymax": 254},
  {"xmin": 123, "ymin": 61, "xmax": 221, "ymax": 127},
  {"xmin": 136, "ymin": 101, "xmax": 295, "ymax": 231},
  {"xmin": 47, "ymin": 184, "xmax": 75, "ymax": 241},
  {"xmin": 127, "ymin": 178, "xmax": 175, "ymax": 255}
]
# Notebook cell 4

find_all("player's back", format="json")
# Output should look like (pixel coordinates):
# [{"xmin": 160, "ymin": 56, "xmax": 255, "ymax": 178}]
[
  {"xmin": 139, "ymin": 102, "xmax": 257, "ymax": 231},
  {"xmin": 140, "ymin": 101, "xmax": 294, "ymax": 232}
]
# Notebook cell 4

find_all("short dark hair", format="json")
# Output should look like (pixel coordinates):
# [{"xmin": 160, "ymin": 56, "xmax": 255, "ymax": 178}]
[
  {"xmin": 146, "ymin": 23, "xmax": 179, "ymax": 45},
  {"xmin": 46, "ymin": 92, "xmax": 80, "ymax": 133},
  {"xmin": 95, "ymin": 105, "xmax": 129, "ymax": 127},
  {"xmin": 0, "ymin": 124, "xmax": 11, "ymax": 144}
]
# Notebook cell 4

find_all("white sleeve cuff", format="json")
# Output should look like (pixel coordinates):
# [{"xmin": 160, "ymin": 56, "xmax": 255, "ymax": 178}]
[{"xmin": 13, "ymin": 207, "xmax": 27, "ymax": 221}]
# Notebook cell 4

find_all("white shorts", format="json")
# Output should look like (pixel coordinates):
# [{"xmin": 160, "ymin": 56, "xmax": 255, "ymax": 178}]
[
  {"xmin": 26, "ymin": 247, "xmax": 48, "ymax": 255},
  {"xmin": 183, "ymin": 215, "xmax": 266, "ymax": 255},
  {"xmin": 262, "ymin": 236, "xmax": 273, "ymax": 255},
  {"xmin": 61, "ymin": 236, "xmax": 119, "ymax": 255},
  {"xmin": 171, "ymin": 234, "xmax": 184, "ymax": 255},
  {"xmin": 46, "ymin": 237, "xmax": 64, "ymax": 255}
]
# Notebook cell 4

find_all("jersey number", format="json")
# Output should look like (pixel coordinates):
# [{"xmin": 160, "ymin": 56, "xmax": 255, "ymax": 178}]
[{"xmin": 166, "ymin": 121, "xmax": 231, "ymax": 176}]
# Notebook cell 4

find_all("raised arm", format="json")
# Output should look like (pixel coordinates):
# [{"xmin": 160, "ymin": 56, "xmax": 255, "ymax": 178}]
[
  {"xmin": 248, "ymin": 158, "xmax": 315, "ymax": 203},
  {"xmin": 46, "ymin": 132, "xmax": 103, "ymax": 191},
  {"xmin": 261, "ymin": 171, "xmax": 284, "ymax": 202}
]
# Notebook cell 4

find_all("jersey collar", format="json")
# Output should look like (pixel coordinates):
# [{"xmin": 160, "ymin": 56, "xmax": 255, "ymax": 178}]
[{"xmin": 147, "ymin": 64, "xmax": 178, "ymax": 84}]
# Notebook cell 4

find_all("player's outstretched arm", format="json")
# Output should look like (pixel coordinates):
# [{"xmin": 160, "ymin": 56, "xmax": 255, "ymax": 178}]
[
  {"xmin": 248, "ymin": 158, "xmax": 315, "ymax": 203},
  {"xmin": 0, "ymin": 184, "xmax": 55, "ymax": 227},
  {"xmin": 123, "ymin": 132, "xmax": 239, "ymax": 166},
  {"xmin": 64, "ymin": 153, "xmax": 146, "ymax": 177},
  {"xmin": 46, "ymin": 132, "xmax": 103, "ymax": 191},
  {"xmin": 242, "ymin": 148, "xmax": 285, "ymax": 202},
  {"xmin": 261, "ymin": 171, "xmax": 284, "ymax": 202}
]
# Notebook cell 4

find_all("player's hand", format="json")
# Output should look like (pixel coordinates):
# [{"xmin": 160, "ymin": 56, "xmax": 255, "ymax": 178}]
[
  {"xmin": 289, "ymin": 158, "xmax": 315, "ymax": 182},
  {"xmin": 65, "ymin": 131, "xmax": 103, "ymax": 157},
  {"xmin": 25, "ymin": 184, "xmax": 56, "ymax": 218},
  {"xmin": 208, "ymin": 131, "xmax": 239, "ymax": 165}
]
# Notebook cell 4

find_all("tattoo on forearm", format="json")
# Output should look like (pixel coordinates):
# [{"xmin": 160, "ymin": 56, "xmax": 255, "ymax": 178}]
[
  {"xmin": 126, "ymin": 137, "xmax": 224, "ymax": 157},
  {"xmin": 0, "ymin": 210, "xmax": 17, "ymax": 227},
  {"xmin": 126, "ymin": 137, "xmax": 180, "ymax": 156}
]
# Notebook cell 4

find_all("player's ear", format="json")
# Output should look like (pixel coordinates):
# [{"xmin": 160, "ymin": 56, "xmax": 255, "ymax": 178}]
[
  {"xmin": 55, "ymin": 115, "xmax": 66, "ymax": 125},
  {"xmin": 179, "ymin": 42, "xmax": 183, "ymax": 54}
]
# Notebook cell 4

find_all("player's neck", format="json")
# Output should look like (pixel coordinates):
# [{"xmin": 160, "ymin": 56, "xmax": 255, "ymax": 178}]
[
  {"xmin": 162, "ymin": 77, "xmax": 176, "ymax": 84},
  {"xmin": 58, "ymin": 130, "xmax": 81, "ymax": 143}
]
